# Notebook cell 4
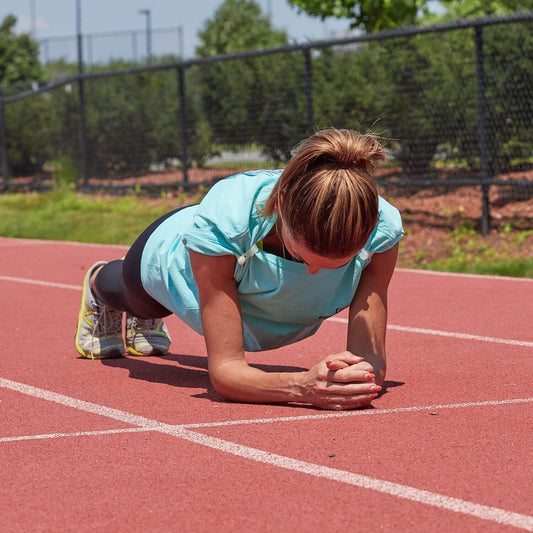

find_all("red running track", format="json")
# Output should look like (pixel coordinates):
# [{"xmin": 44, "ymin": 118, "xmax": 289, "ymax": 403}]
[{"xmin": 0, "ymin": 236, "xmax": 532, "ymax": 532}]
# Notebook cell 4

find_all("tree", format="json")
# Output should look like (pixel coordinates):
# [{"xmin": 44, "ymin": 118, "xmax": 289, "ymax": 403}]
[
  {"xmin": 438, "ymin": 0, "xmax": 533, "ymax": 18},
  {"xmin": 0, "ymin": 15, "xmax": 42, "ymax": 87},
  {"xmin": 287, "ymin": 0, "xmax": 429, "ymax": 32},
  {"xmin": 288, "ymin": 0, "xmax": 532, "ymax": 33},
  {"xmin": 196, "ymin": 0, "xmax": 288, "ymax": 56},
  {"xmin": 196, "ymin": 0, "xmax": 306, "ymax": 163}
]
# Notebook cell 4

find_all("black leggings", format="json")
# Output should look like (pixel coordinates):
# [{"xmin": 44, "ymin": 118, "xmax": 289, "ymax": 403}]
[{"xmin": 93, "ymin": 207, "xmax": 184, "ymax": 319}]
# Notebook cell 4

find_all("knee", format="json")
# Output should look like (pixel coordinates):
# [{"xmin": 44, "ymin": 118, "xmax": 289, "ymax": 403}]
[{"xmin": 93, "ymin": 260, "xmax": 126, "ymax": 308}]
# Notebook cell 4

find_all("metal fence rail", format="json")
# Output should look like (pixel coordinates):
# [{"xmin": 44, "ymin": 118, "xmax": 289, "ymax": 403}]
[{"xmin": 1, "ymin": 12, "xmax": 532, "ymax": 235}]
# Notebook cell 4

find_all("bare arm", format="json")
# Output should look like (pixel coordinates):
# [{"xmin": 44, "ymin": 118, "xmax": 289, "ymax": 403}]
[
  {"xmin": 346, "ymin": 243, "xmax": 399, "ymax": 385},
  {"xmin": 189, "ymin": 250, "xmax": 303, "ymax": 403},
  {"xmin": 189, "ymin": 250, "xmax": 378, "ymax": 409}
]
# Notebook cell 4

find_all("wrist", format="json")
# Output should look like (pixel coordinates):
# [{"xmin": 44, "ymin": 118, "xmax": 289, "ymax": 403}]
[{"xmin": 287, "ymin": 370, "xmax": 310, "ymax": 403}]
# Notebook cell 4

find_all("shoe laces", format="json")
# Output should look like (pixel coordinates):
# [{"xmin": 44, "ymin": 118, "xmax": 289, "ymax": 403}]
[
  {"xmin": 93, "ymin": 301, "xmax": 123, "ymax": 336},
  {"xmin": 130, "ymin": 316, "xmax": 160, "ymax": 331}
]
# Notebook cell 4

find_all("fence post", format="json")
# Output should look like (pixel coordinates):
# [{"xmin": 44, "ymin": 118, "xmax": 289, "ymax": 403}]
[
  {"xmin": 302, "ymin": 48, "xmax": 314, "ymax": 136},
  {"xmin": 0, "ymin": 91, "xmax": 9, "ymax": 188},
  {"xmin": 177, "ymin": 66, "xmax": 189, "ymax": 184},
  {"xmin": 78, "ymin": 77, "xmax": 89, "ymax": 187},
  {"xmin": 474, "ymin": 26, "xmax": 491, "ymax": 236}
]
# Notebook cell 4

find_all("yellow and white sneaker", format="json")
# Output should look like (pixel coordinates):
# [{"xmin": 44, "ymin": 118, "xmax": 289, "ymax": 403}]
[
  {"xmin": 75, "ymin": 261, "xmax": 125, "ymax": 359},
  {"xmin": 125, "ymin": 315, "xmax": 171, "ymax": 356}
]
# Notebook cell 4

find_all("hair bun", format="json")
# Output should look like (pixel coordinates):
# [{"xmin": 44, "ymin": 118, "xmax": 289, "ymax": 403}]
[{"xmin": 309, "ymin": 128, "xmax": 386, "ymax": 173}]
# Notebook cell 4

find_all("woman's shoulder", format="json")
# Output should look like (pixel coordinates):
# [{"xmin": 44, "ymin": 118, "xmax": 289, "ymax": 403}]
[
  {"xmin": 378, "ymin": 196, "xmax": 402, "ymax": 230},
  {"xmin": 206, "ymin": 169, "xmax": 282, "ymax": 201},
  {"xmin": 182, "ymin": 169, "xmax": 281, "ymax": 257},
  {"xmin": 365, "ymin": 197, "xmax": 404, "ymax": 254}
]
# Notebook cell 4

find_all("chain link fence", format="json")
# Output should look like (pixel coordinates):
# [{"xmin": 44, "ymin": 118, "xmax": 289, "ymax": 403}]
[
  {"xmin": 1, "ymin": 13, "xmax": 532, "ymax": 234},
  {"xmin": 39, "ymin": 26, "xmax": 185, "ymax": 66}
]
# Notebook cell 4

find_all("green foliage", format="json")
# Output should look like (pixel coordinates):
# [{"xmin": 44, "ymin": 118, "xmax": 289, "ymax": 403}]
[
  {"xmin": 46, "ymin": 156, "xmax": 78, "ymax": 190},
  {"xmin": 438, "ymin": 0, "xmax": 533, "ymax": 18},
  {"xmin": 311, "ymin": 18, "xmax": 532, "ymax": 177},
  {"xmin": 1, "ymin": 6, "xmax": 530, "ymax": 185},
  {"xmin": 196, "ymin": 0, "xmax": 305, "ymax": 162},
  {"xmin": 418, "ymin": 220, "xmax": 533, "ymax": 278},
  {"xmin": 42, "ymin": 59, "xmax": 78, "ymax": 81},
  {"xmin": 196, "ymin": 0, "xmax": 288, "ymax": 56},
  {"xmin": 4, "ymin": 93, "xmax": 55, "ymax": 175},
  {"xmin": 312, "ymin": 34, "xmax": 469, "ymax": 176},
  {"xmin": 288, "ymin": 0, "xmax": 532, "ymax": 32},
  {"xmin": 482, "ymin": 22, "xmax": 533, "ymax": 174},
  {"xmin": 288, "ymin": 0, "xmax": 428, "ymax": 32},
  {"xmin": 0, "ymin": 15, "xmax": 42, "ymax": 86}
]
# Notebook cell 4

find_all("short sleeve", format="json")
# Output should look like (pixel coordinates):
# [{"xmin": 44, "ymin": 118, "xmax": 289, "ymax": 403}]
[
  {"xmin": 182, "ymin": 170, "xmax": 279, "ymax": 257},
  {"xmin": 366, "ymin": 197, "xmax": 404, "ymax": 254}
]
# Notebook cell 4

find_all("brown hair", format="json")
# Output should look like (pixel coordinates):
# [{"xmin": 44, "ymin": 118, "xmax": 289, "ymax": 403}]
[{"xmin": 262, "ymin": 128, "xmax": 385, "ymax": 258}]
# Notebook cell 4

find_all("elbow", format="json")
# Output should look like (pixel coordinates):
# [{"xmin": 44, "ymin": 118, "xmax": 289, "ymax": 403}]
[
  {"xmin": 374, "ymin": 361, "xmax": 386, "ymax": 387},
  {"xmin": 375, "ymin": 371, "xmax": 386, "ymax": 387},
  {"xmin": 209, "ymin": 373, "xmax": 237, "ymax": 401},
  {"xmin": 208, "ymin": 364, "xmax": 249, "ymax": 403}
]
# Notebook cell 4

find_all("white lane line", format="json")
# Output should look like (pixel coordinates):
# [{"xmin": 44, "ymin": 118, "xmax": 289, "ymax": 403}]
[
  {"xmin": 0, "ymin": 275, "xmax": 81, "ymax": 291},
  {"xmin": 182, "ymin": 398, "xmax": 533, "ymax": 429},
  {"xmin": 386, "ymin": 324, "xmax": 533, "ymax": 347},
  {"xmin": 1, "ymin": 377, "xmax": 532, "ymax": 531},
  {"xmin": 0, "ymin": 427, "xmax": 149, "ymax": 443},
  {"xmin": 2, "ymin": 275, "xmax": 531, "ymax": 347},
  {"xmin": 327, "ymin": 317, "xmax": 533, "ymax": 347},
  {"xmin": 172, "ymin": 431, "xmax": 533, "ymax": 532},
  {"xmin": 0, "ymin": 237, "xmax": 128, "ymax": 250},
  {"xmin": 397, "ymin": 268, "xmax": 533, "ymax": 282}
]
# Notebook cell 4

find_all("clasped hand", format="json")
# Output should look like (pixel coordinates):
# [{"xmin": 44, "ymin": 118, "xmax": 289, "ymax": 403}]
[{"xmin": 302, "ymin": 351, "xmax": 380, "ymax": 410}]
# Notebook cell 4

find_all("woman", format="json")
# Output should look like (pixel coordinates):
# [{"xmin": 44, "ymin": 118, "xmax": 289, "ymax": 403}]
[{"xmin": 75, "ymin": 128, "xmax": 403, "ymax": 411}]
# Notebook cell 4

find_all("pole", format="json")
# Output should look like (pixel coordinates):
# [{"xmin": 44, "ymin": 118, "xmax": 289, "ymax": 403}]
[
  {"xmin": 30, "ymin": 0, "xmax": 36, "ymax": 38},
  {"xmin": 86, "ymin": 34, "xmax": 92, "ymax": 67},
  {"xmin": 0, "ymin": 91, "xmax": 9, "ymax": 188},
  {"xmin": 132, "ymin": 31, "xmax": 138, "ymax": 62},
  {"xmin": 138, "ymin": 9, "xmax": 152, "ymax": 65},
  {"xmin": 177, "ymin": 66, "xmax": 189, "ymax": 184},
  {"xmin": 147, "ymin": 10, "xmax": 152, "ymax": 64},
  {"xmin": 76, "ymin": 0, "xmax": 83, "ymax": 73},
  {"xmin": 178, "ymin": 25, "xmax": 184, "ymax": 59},
  {"xmin": 303, "ymin": 48, "xmax": 314, "ymax": 137},
  {"xmin": 76, "ymin": 0, "xmax": 89, "ymax": 187},
  {"xmin": 42, "ymin": 39, "xmax": 49, "ymax": 64},
  {"xmin": 474, "ymin": 26, "xmax": 491, "ymax": 236}
]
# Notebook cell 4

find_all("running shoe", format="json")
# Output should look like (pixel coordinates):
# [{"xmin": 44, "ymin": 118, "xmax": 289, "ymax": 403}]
[
  {"xmin": 75, "ymin": 261, "xmax": 125, "ymax": 359},
  {"xmin": 125, "ymin": 315, "xmax": 171, "ymax": 356}
]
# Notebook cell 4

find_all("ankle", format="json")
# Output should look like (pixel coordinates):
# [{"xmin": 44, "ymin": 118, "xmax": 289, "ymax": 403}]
[{"xmin": 90, "ymin": 265, "xmax": 104, "ymax": 299}]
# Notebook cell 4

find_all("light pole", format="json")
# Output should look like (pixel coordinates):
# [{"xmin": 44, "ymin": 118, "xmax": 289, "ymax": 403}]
[
  {"xmin": 75, "ymin": 0, "xmax": 88, "ymax": 186},
  {"xmin": 138, "ymin": 9, "xmax": 152, "ymax": 65},
  {"xmin": 76, "ymin": 0, "xmax": 83, "ymax": 73},
  {"xmin": 30, "ymin": 0, "xmax": 36, "ymax": 38}
]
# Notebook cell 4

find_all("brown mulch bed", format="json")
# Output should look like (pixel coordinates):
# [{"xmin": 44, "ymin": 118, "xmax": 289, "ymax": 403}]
[{"xmin": 385, "ymin": 185, "xmax": 533, "ymax": 268}]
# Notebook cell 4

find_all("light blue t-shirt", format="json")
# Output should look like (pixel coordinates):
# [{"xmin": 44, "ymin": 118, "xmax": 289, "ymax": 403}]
[{"xmin": 141, "ymin": 170, "xmax": 403, "ymax": 351}]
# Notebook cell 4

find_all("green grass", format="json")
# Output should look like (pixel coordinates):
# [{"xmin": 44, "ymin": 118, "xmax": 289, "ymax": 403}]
[
  {"xmin": 419, "ymin": 222, "xmax": 533, "ymax": 278},
  {"xmin": 0, "ymin": 190, "xmax": 182, "ymax": 245},
  {"xmin": 422, "ymin": 257, "xmax": 533, "ymax": 278}
]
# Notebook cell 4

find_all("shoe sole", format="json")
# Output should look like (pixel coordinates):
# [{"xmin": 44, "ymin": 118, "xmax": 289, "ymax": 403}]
[
  {"xmin": 126, "ymin": 345, "xmax": 169, "ymax": 357},
  {"xmin": 75, "ymin": 264, "xmax": 124, "ymax": 360}
]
